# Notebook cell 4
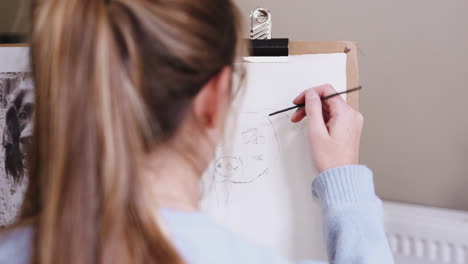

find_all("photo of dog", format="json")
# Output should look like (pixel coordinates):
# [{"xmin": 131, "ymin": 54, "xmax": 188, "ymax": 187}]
[
  {"xmin": 2, "ymin": 76, "xmax": 34, "ymax": 183},
  {"xmin": 0, "ymin": 72, "xmax": 32, "ymax": 226}
]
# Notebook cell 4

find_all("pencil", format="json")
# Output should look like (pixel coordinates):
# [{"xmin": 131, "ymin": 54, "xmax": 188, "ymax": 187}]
[{"xmin": 268, "ymin": 86, "xmax": 362, "ymax": 117}]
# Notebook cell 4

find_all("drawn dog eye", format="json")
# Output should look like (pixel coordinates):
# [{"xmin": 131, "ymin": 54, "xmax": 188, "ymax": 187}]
[{"xmin": 18, "ymin": 112, "xmax": 28, "ymax": 121}]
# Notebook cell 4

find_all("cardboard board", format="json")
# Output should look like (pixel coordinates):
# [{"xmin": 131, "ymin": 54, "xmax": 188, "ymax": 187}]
[
  {"xmin": 202, "ymin": 44, "xmax": 359, "ymax": 261},
  {"xmin": 290, "ymin": 41, "xmax": 360, "ymax": 109}
]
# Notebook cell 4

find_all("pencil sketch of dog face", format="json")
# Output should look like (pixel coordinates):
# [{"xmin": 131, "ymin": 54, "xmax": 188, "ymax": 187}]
[{"xmin": 2, "ymin": 78, "xmax": 34, "ymax": 183}]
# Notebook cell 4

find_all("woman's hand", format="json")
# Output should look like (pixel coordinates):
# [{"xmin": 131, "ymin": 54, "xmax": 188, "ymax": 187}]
[{"xmin": 291, "ymin": 84, "xmax": 363, "ymax": 173}]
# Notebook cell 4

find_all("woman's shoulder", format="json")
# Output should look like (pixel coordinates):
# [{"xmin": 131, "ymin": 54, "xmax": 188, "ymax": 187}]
[{"xmin": 0, "ymin": 225, "xmax": 33, "ymax": 264}]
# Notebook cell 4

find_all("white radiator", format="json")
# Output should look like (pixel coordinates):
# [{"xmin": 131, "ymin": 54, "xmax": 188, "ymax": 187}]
[{"xmin": 384, "ymin": 202, "xmax": 468, "ymax": 264}]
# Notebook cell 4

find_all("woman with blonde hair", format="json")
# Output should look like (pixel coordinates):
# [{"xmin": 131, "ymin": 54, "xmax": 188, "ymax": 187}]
[{"xmin": 0, "ymin": 0, "xmax": 393, "ymax": 263}]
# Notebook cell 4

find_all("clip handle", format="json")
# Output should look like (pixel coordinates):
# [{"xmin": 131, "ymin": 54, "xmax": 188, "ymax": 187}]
[{"xmin": 250, "ymin": 8, "xmax": 272, "ymax": 40}]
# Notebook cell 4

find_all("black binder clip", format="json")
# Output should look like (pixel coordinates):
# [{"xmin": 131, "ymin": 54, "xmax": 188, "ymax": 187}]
[
  {"xmin": 246, "ymin": 8, "xmax": 289, "ymax": 63},
  {"xmin": 0, "ymin": 34, "xmax": 26, "ymax": 44}
]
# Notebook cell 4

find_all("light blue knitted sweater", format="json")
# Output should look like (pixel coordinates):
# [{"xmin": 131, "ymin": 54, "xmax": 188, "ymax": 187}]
[{"xmin": 0, "ymin": 165, "xmax": 394, "ymax": 264}]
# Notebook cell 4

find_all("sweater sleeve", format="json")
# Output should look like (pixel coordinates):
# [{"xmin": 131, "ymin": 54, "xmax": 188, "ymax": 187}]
[{"xmin": 311, "ymin": 165, "xmax": 394, "ymax": 264}]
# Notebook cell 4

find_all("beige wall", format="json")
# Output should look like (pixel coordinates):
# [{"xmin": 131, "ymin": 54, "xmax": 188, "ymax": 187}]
[
  {"xmin": 234, "ymin": 0, "xmax": 468, "ymax": 210},
  {"xmin": 0, "ymin": 0, "xmax": 29, "ymax": 33}
]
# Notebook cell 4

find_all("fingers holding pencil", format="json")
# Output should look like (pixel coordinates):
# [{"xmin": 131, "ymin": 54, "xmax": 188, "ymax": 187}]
[
  {"xmin": 291, "ymin": 84, "xmax": 348, "ymax": 123},
  {"xmin": 291, "ymin": 84, "xmax": 364, "ymax": 172}
]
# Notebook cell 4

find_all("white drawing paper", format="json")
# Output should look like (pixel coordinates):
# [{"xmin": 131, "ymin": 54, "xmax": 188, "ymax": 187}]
[{"xmin": 202, "ymin": 53, "xmax": 347, "ymax": 262}]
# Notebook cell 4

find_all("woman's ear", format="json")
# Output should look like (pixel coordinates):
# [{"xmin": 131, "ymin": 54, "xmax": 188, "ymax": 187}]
[{"xmin": 192, "ymin": 66, "xmax": 232, "ymax": 130}]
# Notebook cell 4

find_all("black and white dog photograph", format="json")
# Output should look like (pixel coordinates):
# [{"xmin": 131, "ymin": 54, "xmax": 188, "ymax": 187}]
[{"xmin": 0, "ymin": 72, "xmax": 33, "ymax": 226}]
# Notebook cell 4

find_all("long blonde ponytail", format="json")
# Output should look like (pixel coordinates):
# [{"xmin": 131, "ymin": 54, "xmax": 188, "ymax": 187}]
[{"xmin": 21, "ymin": 0, "xmax": 244, "ymax": 263}]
